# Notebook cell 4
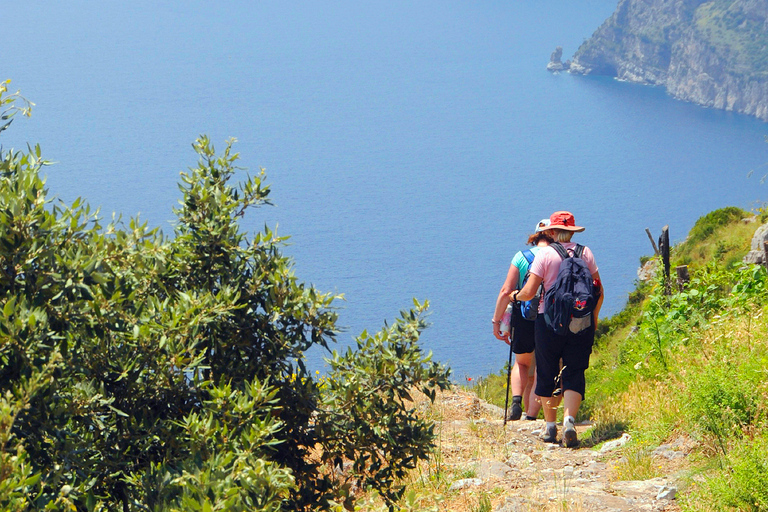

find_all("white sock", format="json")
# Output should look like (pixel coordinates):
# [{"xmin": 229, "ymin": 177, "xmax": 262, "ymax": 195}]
[
  {"xmin": 546, "ymin": 421, "xmax": 556, "ymax": 430},
  {"xmin": 563, "ymin": 416, "xmax": 575, "ymax": 429}
]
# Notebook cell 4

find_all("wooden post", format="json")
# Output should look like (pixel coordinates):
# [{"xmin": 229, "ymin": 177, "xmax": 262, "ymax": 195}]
[
  {"xmin": 645, "ymin": 228, "xmax": 659, "ymax": 255},
  {"xmin": 676, "ymin": 265, "xmax": 689, "ymax": 292},
  {"xmin": 659, "ymin": 226, "xmax": 670, "ymax": 295}
]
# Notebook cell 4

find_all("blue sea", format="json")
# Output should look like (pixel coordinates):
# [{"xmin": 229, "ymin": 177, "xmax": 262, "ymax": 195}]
[{"xmin": 4, "ymin": 1, "xmax": 767, "ymax": 381}]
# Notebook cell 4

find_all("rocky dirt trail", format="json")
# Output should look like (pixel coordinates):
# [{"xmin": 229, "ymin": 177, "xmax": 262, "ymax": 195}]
[{"xmin": 421, "ymin": 389, "xmax": 688, "ymax": 512}]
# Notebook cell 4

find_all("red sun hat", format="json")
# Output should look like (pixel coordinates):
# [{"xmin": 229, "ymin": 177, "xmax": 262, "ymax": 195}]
[{"xmin": 548, "ymin": 211, "xmax": 585, "ymax": 232}]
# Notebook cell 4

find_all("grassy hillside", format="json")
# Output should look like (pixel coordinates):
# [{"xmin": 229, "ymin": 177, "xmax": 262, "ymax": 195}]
[
  {"xmin": 471, "ymin": 206, "xmax": 768, "ymax": 511},
  {"xmin": 585, "ymin": 206, "xmax": 768, "ymax": 511}
]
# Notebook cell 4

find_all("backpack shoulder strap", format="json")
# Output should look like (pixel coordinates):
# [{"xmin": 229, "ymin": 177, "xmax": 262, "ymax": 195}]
[
  {"xmin": 550, "ymin": 242, "xmax": 570, "ymax": 261},
  {"xmin": 573, "ymin": 244, "xmax": 585, "ymax": 259},
  {"xmin": 522, "ymin": 249, "xmax": 535, "ymax": 264}
]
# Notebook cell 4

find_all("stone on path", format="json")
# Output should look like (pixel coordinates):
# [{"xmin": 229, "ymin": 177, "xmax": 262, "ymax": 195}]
[
  {"xmin": 476, "ymin": 459, "xmax": 513, "ymax": 479},
  {"xmin": 600, "ymin": 432, "xmax": 631, "ymax": 453},
  {"xmin": 449, "ymin": 478, "xmax": 483, "ymax": 491},
  {"xmin": 656, "ymin": 484, "xmax": 677, "ymax": 500}
]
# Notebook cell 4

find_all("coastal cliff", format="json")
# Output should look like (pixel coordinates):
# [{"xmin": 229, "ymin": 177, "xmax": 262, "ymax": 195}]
[{"xmin": 566, "ymin": 0, "xmax": 768, "ymax": 121}]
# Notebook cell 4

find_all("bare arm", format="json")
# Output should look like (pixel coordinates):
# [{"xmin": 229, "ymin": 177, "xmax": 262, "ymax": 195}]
[
  {"xmin": 493, "ymin": 263, "xmax": 520, "ymax": 342},
  {"xmin": 592, "ymin": 271, "xmax": 603, "ymax": 328},
  {"xmin": 510, "ymin": 272, "xmax": 543, "ymax": 302}
]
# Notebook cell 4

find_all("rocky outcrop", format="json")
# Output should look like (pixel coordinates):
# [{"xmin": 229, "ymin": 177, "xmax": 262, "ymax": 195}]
[
  {"xmin": 547, "ymin": 46, "xmax": 571, "ymax": 71},
  {"xmin": 743, "ymin": 222, "xmax": 768, "ymax": 264},
  {"xmin": 568, "ymin": 0, "xmax": 768, "ymax": 121},
  {"xmin": 637, "ymin": 258, "xmax": 659, "ymax": 281}
]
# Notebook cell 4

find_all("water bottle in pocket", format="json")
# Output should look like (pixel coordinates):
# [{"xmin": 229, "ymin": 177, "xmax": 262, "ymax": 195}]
[{"xmin": 500, "ymin": 303, "xmax": 514, "ymax": 335}]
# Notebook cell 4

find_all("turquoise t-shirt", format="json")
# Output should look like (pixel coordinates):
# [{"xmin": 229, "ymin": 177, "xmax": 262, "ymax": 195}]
[{"xmin": 510, "ymin": 246, "xmax": 541, "ymax": 289}]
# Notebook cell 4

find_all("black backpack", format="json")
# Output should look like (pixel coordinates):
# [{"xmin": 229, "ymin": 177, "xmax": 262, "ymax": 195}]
[
  {"xmin": 543, "ymin": 242, "xmax": 597, "ymax": 335},
  {"xmin": 519, "ymin": 250, "xmax": 542, "ymax": 321}
]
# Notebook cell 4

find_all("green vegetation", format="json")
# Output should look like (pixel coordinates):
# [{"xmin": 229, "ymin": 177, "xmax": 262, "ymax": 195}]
[
  {"xmin": 471, "ymin": 206, "xmax": 768, "ymax": 510},
  {"xmin": 695, "ymin": 1, "xmax": 768, "ymax": 77},
  {"xmin": 0, "ymin": 83, "xmax": 450, "ymax": 511},
  {"xmin": 468, "ymin": 367, "xmax": 510, "ymax": 408},
  {"xmin": 575, "ymin": 0, "xmax": 768, "ymax": 84},
  {"xmin": 586, "ymin": 207, "xmax": 768, "ymax": 510},
  {"xmin": 4, "ymin": 76, "xmax": 768, "ymax": 511},
  {"xmin": 472, "ymin": 494, "xmax": 492, "ymax": 512},
  {"xmin": 675, "ymin": 206, "xmax": 756, "ymax": 268}
]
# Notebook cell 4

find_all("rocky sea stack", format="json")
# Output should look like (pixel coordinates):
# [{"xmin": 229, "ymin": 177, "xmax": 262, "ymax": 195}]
[
  {"xmin": 547, "ymin": 46, "xmax": 571, "ymax": 72},
  {"xmin": 561, "ymin": 0, "xmax": 768, "ymax": 121}
]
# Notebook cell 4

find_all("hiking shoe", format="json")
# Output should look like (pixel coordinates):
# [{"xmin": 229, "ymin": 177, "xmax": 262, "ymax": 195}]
[
  {"xmin": 540, "ymin": 424, "xmax": 558, "ymax": 443},
  {"xmin": 563, "ymin": 425, "xmax": 579, "ymax": 448},
  {"xmin": 507, "ymin": 402, "xmax": 523, "ymax": 421}
]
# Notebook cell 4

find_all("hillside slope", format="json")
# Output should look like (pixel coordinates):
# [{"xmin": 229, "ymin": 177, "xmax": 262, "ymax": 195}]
[
  {"xmin": 397, "ymin": 209, "xmax": 768, "ymax": 511},
  {"xmin": 568, "ymin": 0, "xmax": 768, "ymax": 121}
]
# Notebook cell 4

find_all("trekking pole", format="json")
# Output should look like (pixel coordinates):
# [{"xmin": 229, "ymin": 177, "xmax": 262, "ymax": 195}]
[{"xmin": 502, "ymin": 320, "xmax": 516, "ymax": 427}]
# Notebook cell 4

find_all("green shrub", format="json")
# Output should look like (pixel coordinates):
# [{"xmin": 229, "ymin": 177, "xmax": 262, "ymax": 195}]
[
  {"xmin": 0, "ymin": 84, "xmax": 450, "ymax": 511},
  {"xmin": 684, "ymin": 358, "xmax": 760, "ymax": 455},
  {"xmin": 686, "ymin": 207, "xmax": 746, "ymax": 246},
  {"xmin": 317, "ymin": 301, "xmax": 451, "ymax": 507},
  {"xmin": 594, "ymin": 281, "xmax": 649, "ymax": 341},
  {"xmin": 584, "ymin": 204, "xmax": 768, "ymax": 511},
  {"xmin": 468, "ymin": 367, "xmax": 510, "ymax": 408},
  {"xmin": 684, "ymin": 433, "xmax": 768, "ymax": 512}
]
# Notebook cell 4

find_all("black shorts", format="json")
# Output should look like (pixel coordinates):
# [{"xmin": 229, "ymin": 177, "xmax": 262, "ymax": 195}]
[
  {"xmin": 534, "ymin": 315, "xmax": 595, "ymax": 399},
  {"xmin": 511, "ymin": 307, "xmax": 535, "ymax": 355}
]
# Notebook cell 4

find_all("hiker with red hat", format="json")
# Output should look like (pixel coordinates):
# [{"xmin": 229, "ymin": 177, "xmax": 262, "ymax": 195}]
[
  {"xmin": 510, "ymin": 211, "xmax": 603, "ymax": 448},
  {"xmin": 492, "ymin": 219, "xmax": 554, "ymax": 422}
]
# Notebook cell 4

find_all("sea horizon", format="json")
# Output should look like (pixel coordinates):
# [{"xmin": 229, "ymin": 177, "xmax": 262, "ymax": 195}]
[{"xmin": 4, "ymin": 0, "xmax": 767, "ymax": 379}]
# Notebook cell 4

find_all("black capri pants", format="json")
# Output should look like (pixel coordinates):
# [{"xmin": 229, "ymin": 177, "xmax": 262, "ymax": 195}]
[
  {"xmin": 533, "ymin": 315, "xmax": 595, "ymax": 399},
  {"xmin": 511, "ymin": 307, "xmax": 536, "ymax": 355}
]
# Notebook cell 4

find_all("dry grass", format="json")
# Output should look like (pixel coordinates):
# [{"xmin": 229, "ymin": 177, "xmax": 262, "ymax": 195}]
[
  {"xmin": 344, "ymin": 300, "xmax": 768, "ymax": 510},
  {"xmin": 349, "ymin": 388, "xmax": 679, "ymax": 512},
  {"xmin": 346, "ymin": 389, "xmax": 518, "ymax": 511}
]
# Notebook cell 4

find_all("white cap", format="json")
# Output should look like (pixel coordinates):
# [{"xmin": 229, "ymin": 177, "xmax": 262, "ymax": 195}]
[{"xmin": 535, "ymin": 218, "xmax": 551, "ymax": 233}]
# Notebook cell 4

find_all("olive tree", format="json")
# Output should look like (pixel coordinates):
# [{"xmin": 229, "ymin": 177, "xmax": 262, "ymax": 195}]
[{"xmin": 0, "ymin": 83, "xmax": 450, "ymax": 511}]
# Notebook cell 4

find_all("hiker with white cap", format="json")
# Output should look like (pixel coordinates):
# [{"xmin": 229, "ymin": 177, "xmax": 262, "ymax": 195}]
[
  {"xmin": 492, "ymin": 218, "xmax": 554, "ymax": 421},
  {"xmin": 511, "ymin": 211, "xmax": 603, "ymax": 447}
]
